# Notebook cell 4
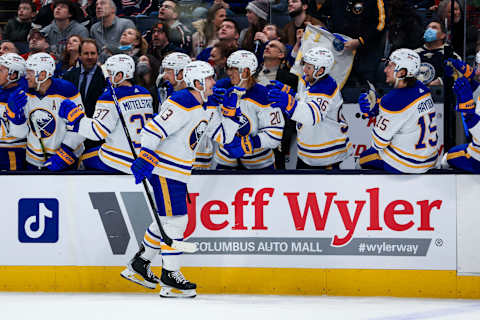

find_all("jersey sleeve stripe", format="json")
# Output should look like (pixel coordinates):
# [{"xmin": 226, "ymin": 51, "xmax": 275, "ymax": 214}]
[
  {"xmin": 373, "ymin": 129, "xmax": 390, "ymax": 143},
  {"xmin": 216, "ymin": 148, "xmax": 237, "ymax": 164},
  {"xmin": 93, "ymin": 122, "xmax": 108, "ymax": 138},
  {"xmin": 91, "ymin": 122, "xmax": 103, "ymax": 140},
  {"xmin": 151, "ymin": 119, "xmax": 169, "ymax": 138},
  {"xmin": 241, "ymin": 150, "xmax": 274, "ymax": 164},
  {"xmin": 143, "ymin": 127, "xmax": 164, "ymax": 140},
  {"xmin": 372, "ymin": 135, "xmax": 389, "ymax": 148},
  {"xmin": 155, "ymin": 150, "xmax": 194, "ymax": 165},
  {"xmin": 264, "ymin": 131, "xmax": 282, "ymax": 142}
]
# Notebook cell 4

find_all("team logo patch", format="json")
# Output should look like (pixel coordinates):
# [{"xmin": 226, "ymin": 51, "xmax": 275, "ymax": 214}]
[
  {"xmin": 189, "ymin": 120, "xmax": 208, "ymax": 150},
  {"xmin": 417, "ymin": 62, "xmax": 436, "ymax": 84},
  {"xmin": 237, "ymin": 114, "xmax": 252, "ymax": 136},
  {"xmin": 29, "ymin": 109, "xmax": 56, "ymax": 138}
]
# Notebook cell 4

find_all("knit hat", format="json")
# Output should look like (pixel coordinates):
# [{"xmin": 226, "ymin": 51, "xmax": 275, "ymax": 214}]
[{"xmin": 246, "ymin": 0, "xmax": 270, "ymax": 21}]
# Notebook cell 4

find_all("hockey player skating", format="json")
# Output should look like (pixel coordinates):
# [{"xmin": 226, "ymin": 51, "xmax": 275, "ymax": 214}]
[
  {"xmin": 440, "ymin": 55, "xmax": 480, "ymax": 172},
  {"xmin": 267, "ymin": 47, "xmax": 350, "ymax": 169},
  {"xmin": 157, "ymin": 52, "xmax": 191, "ymax": 106},
  {"xmin": 6, "ymin": 52, "xmax": 85, "ymax": 170},
  {"xmin": 59, "ymin": 54, "xmax": 154, "ymax": 172},
  {"xmin": 215, "ymin": 50, "xmax": 284, "ymax": 170},
  {"xmin": 0, "ymin": 53, "xmax": 28, "ymax": 170},
  {"xmin": 355, "ymin": 48, "xmax": 439, "ymax": 173},
  {"xmin": 121, "ymin": 60, "xmax": 239, "ymax": 298}
]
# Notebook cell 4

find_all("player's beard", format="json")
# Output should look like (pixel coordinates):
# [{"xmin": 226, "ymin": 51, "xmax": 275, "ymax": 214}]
[{"xmin": 288, "ymin": 7, "xmax": 303, "ymax": 18}]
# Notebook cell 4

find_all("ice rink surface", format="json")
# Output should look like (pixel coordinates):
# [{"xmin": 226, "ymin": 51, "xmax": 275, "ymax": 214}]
[{"xmin": 2, "ymin": 293, "xmax": 480, "ymax": 320}]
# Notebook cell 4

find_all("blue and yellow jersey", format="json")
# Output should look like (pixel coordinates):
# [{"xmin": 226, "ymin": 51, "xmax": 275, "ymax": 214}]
[
  {"xmin": 373, "ymin": 81, "xmax": 439, "ymax": 173},
  {"xmin": 215, "ymin": 83, "xmax": 285, "ymax": 169},
  {"xmin": 292, "ymin": 75, "xmax": 350, "ymax": 166},
  {"xmin": 8, "ymin": 78, "xmax": 85, "ymax": 167},
  {"xmin": 142, "ymin": 88, "xmax": 238, "ymax": 183},
  {"xmin": 78, "ymin": 85, "xmax": 154, "ymax": 173}
]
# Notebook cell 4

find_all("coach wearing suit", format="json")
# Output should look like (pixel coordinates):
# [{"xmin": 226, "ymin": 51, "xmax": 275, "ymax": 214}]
[
  {"xmin": 64, "ymin": 39, "xmax": 106, "ymax": 150},
  {"xmin": 64, "ymin": 39, "xmax": 106, "ymax": 118}
]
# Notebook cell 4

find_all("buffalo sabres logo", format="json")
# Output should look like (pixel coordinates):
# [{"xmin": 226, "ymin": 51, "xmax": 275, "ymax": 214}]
[
  {"xmin": 237, "ymin": 114, "xmax": 252, "ymax": 136},
  {"xmin": 29, "ymin": 109, "xmax": 56, "ymax": 138},
  {"xmin": 417, "ymin": 62, "xmax": 436, "ymax": 84},
  {"xmin": 189, "ymin": 120, "xmax": 208, "ymax": 150}
]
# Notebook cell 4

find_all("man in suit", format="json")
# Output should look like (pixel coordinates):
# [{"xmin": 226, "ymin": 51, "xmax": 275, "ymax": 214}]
[
  {"xmin": 64, "ymin": 39, "xmax": 106, "ymax": 118},
  {"xmin": 257, "ymin": 40, "xmax": 298, "ymax": 169},
  {"xmin": 63, "ymin": 39, "xmax": 106, "ymax": 150}
]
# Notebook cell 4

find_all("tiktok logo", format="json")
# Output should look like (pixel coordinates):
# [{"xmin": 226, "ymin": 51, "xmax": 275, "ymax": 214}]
[{"xmin": 18, "ymin": 199, "xmax": 59, "ymax": 243}]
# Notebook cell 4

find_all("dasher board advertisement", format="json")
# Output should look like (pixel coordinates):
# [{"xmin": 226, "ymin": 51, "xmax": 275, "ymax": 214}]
[{"xmin": 1, "ymin": 174, "xmax": 456, "ymax": 270}]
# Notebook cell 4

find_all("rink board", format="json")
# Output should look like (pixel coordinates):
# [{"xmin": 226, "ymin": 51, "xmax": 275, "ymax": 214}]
[{"xmin": 0, "ymin": 174, "xmax": 479, "ymax": 298}]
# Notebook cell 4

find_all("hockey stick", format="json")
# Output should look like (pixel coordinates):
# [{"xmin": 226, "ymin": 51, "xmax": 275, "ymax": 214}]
[{"xmin": 100, "ymin": 66, "xmax": 198, "ymax": 253}]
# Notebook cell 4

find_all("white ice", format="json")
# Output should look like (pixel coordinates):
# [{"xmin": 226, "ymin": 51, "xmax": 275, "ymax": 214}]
[{"xmin": 1, "ymin": 293, "xmax": 480, "ymax": 320}]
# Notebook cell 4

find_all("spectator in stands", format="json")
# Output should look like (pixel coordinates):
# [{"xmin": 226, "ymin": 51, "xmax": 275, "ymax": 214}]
[
  {"xmin": 147, "ymin": 22, "xmax": 185, "ymax": 62},
  {"xmin": 282, "ymin": 0, "xmax": 322, "ymax": 46},
  {"xmin": 134, "ymin": 54, "xmax": 161, "ymax": 112},
  {"xmin": 3, "ymin": 0, "xmax": 36, "ymax": 51},
  {"xmin": 61, "ymin": 34, "xmax": 83, "ymax": 72},
  {"xmin": 22, "ymin": 28, "xmax": 51, "ymax": 59},
  {"xmin": 0, "ymin": 41, "xmax": 19, "ymax": 56},
  {"xmin": 90, "ymin": 0, "xmax": 136, "ymax": 50},
  {"xmin": 253, "ymin": 23, "xmax": 287, "ymax": 64},
  {"xmin": 103, "ymin": 27, "xmax": 148, "ymax": 61},
  {"xmin": 191, "ymin": 3, "xmax": 227, "ymax": 57},
  {"xmin": 41, "ymin": 0, "xmax": 88, "ymax": 57},
  {"xmin": 437, "ymin": 0, "xmax": 479, "ymax": 59},
  {"xmin": 319, "ymin": 0, "xmax": 386, "ymax": 85},
  {"xmin": 117, "ymin": 0, "xmax": 153, "ymax": 16},
  {"xmin": 415, "ymin": 18, "xmax": 460, "ymax": 86},
  {"xmin": 158, "ymin": 0, "xmax": 192, "ymax": 54},
  {"xmin": 63, "ymin": 39, "xmax": 106, "ymax": 132},
  {"xmin": 385, "ymin": 0, "xmax": 424, "ymax": 56},
  {"xmin": 257, "ymin": 39, "xmax": 298, "ymax": 169},
  {"xmin": 197, "ymin": 18, "xmax": 239, "ymax": 62},
  {"xmin": 208, "ymin": 40, "xmax": 237, "ymax": 80},
  {"xmin": 239, "ymin": 0, "xmax": 270, "ymax": 53}
]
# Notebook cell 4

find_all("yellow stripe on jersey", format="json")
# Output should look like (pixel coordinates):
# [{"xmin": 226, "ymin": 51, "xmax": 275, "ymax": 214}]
[
  {"xmin": 118, "ymin": 94, "xmax": 151, "ymax": 103},
  {"xmin": 380, "ymin": 93, "xmax": 430, "ymax": 114},
  {"xmin": 243, "ymin": 98, "xmax": 269, "ymax": 108},
  {"xmin": 468, "ymin": 144, "xmax": 480, "ymax": 155},
  {"xmin": 308, "ymin": 86, "xmax": 339, "ymax": 99},
  {"xmin": 161, "ymin": 244, "xmax": 177, "ymax": 251},
  {"xmin": 298, "ymin": 148, "xmax": 348, "ymax": 159},
  {"xmin": 8, "ymin": 151, "xmax": 16, "ymax": 170},
  {"xmin": 26, "ymin": 150, "xmax": 46, "ymax": 162},
  {"xmin": 47, "ymin": 93, "xmax": 81, "ymax": 100},
  {"xmin": 155, "ymin": 151, "xmax": 193, "ymax": 165},
  {"xmin": 27, "ymin": 143, "xmax": 56, "ymax": 153},
  {"xmin": 383, "ymin": 148, "xmax": 435, "ymax": 169},
  {"xmin": 144, "ymin": 233, "xmax": 161, "ymax": 247},
  {"xmin": 389, "ymin": 144, "xmax": 437, "ymax": 160},
  {"xmin": 297, "ymin": 137, "xmax": 347, "ymax": 148},
  {"xmin": 168, "ymin": 99, "xmax": 202, "ymax": 111},
  {"xmin": 146, "ymin": 122, "xmax": 164, "ymax": 137},
  {"xmin": 97, "ymin": 100, "xmax": 114, "ymax": 104},
  {"xmin": 377, "ymin": 0, "xmax": 386, "ymax": 31},
  {"xmin": 447, "ymin": 150, "xmax": 468, "ymax": 160},
  {"xmin": 196, "ymin": 152, "xmax": 212, "ymax": 157},
  {"xmin": 159, "ymin": 177, "xmax": 173, "ymax": 216},
  {"xmin": 359, "ymin": 152, "xmax": 380, "ymax": 165},
  {"xmin": 0, "ymin": 144, "xmax": 26, "ymax": 148},
  {"xmin": 102, "ymin": 144, "xmax": 134, "ymax": 156},
  {"xmin": 241, "ymin": 151, "xmax": 274, "ymax": 164},
  {"xmin": 373, "ymin": 135, "xmax": 389, "ymax": 148},
  {"xmin": 79, "ymin": 149, "xmax": 99, "ymax": 161},
  {"xmin": 93, "ymin": 121, "xmax": 108, "ymax": 138},
  {"xmin": 267, "ymin": 130, "xmax": 283, "ymax": 137},
  {"xmin": 216, "ymin": 149, "xmax": 237, "ymax": 164},
  {"xmin": 99, "ymin": 149, "xmax": 131, "ymax": 168}
]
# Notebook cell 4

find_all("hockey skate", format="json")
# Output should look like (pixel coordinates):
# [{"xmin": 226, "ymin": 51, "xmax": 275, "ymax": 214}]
[
  {"xmin": 159, "ymin": 269, "xmax": 197, "ymax": 298},
  {"xmin": 120, "ymin": 245, "xmax": 160, "ymax": 289}
]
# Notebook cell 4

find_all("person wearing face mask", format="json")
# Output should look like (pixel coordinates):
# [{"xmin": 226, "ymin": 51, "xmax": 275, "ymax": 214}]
[
  {"xmin": 135, "ymin": 54, "xmax": 161, "ymax": 113},
  {"xmin": 414, "ymin": 18, "xmax": 460, "ymax": 86}
]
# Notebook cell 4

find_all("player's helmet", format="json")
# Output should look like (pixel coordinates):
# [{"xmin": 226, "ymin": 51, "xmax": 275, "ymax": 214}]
[
  {"xmin": 0, "ymin": 53, "xmax": 26, "ymax": 85},
  {"xmin": 389, "ymin": 48, "xmax": 420, "ymax": 78},
  {"xmin": 161, "ymin": 52, "xmax": 192, "ymax": 77},
  {"xmin": 26, "ymin": 52, "xmax": 55, "ymax": 81},
  {"xmin": 184, "ymin": 60, "xmax": 214, "ymax": 102},
  {"xmin": 227, "ymin": 50, "xmax": 258, "ymax": 76},
  {"xmin": 105, "ymin": 54, "xmax": 135, "ymax": 85},
  {"xmin": 302, "ymin": 46, "xmax": 334, "ymax": 79}
]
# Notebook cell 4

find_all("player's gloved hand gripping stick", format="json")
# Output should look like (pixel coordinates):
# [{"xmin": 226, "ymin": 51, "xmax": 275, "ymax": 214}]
[{"xmin": 100, "ymin": 65, "xmax": 198, "ymax": 253}]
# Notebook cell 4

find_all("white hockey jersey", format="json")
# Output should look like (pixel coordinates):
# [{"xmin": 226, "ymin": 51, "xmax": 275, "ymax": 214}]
[
  {"xmin": 0, "ymin": 79, "xmax": 27, "ymax": 149},
  {"xmin": 460, "ymin": 92, "xmax": 480, "ymax": 162},
  {"xmin": 8, "ymin": 78, "xmax": 85, "ymax": 167},
  {"xmin": 370, "ymin": 81, "xmax": 439, "ymax": 173},
  {"xmin": 214, "ymin": 83, "xmax": 284, "ymax": 169},
  {"xmin": 78, "ymin": 85, "xmax": 153, "ymax": 173},
  {"xmin": 141, "ymin": 88, "xmax": 239, "ymax": 183},
  {"xmin": 293, "ymin": 76, "xmax": 350, "ymax": 166}
]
